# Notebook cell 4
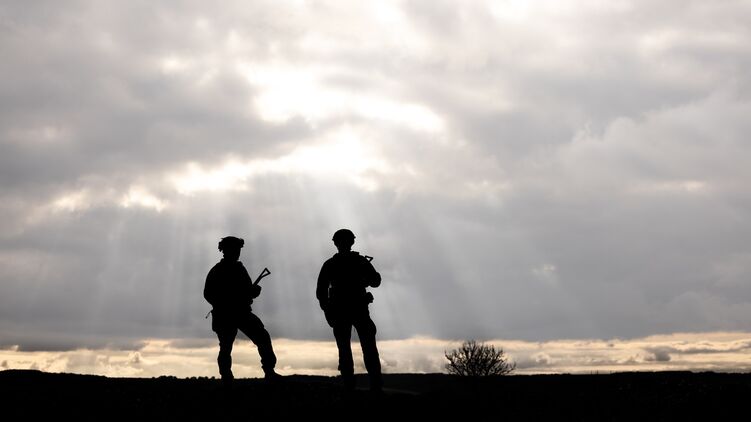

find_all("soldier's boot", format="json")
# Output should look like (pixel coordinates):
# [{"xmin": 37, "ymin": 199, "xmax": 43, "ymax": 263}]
[
  {"xmin": 263, "ymin": 367, "xmax": 282, "ymax": 382},
  {"xmin": 220, "ymin": 373, "xmax": 234, "ymax": 391}
]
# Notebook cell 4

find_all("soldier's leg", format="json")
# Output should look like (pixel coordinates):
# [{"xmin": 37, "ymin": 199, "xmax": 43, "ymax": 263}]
[
  {"xmin": 216, "ymin": 328, "xmax": 238, "ymax": 384},
  {"xmin": 333, "ymin": 320, "xmax": 355, "ymax": 389},
  {"xmin": 354, "ymin": 311, "xmax": 382, "ymax": 390},
  {"xmin": 238, "ymin": 312, "xmax": 277, "ymax": 374}
]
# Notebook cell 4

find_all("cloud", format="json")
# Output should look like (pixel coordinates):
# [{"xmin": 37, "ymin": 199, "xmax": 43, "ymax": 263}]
[
  {"xmin": 1, "ymin": 0, "xmax": 751, "ymax": 355},
  {"xmin": 645, "ymin": 339, "xmax": 751, "ymax": 356},
  {"xmin": 3, "ymin": 332, "xmax": 751, "ymax": 377},
  {"xmin": 645, "ymin": 348, "xmax": 672, "ymax": 362}
]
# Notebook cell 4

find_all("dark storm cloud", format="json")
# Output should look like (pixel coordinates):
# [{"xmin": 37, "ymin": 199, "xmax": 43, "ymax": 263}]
[
  {"xmin": 3, "ymin": 337, "xmax": 147, "ymax": 353},
  {"xmin": 645, "ymin": 340, "xmax": 751, "ymax": 357},
  {"xmin": 1, "ymin": 1, "xmax": 751, "ymax": 352},
  {"xmin": 645, "ymin": 348, "xmax": 671, "ymax": 362}
]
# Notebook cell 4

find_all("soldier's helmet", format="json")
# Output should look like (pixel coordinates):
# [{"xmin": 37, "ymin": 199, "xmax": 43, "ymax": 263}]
[
  {"xmin": 332, "ymin": 229, "xmax": 355, "ymax": 245},
  {"xmin": 218, "ymin": 236, "xmax": 244, "ymax": 251}
]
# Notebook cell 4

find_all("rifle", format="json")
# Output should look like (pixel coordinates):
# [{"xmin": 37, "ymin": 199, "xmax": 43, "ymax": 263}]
[
  {"xmin": 247, "ymin": 267, "xmax": 271, "ymax": 305},
  {"xmin": 362, "ymin": 255, "xmax": 374, "ymax": 303},
  {"xmin": 205, "ymin": 267, "xmax": 271, "ymax": 318},
  {"xmin": 253, "ymin": 267, "xmax": 271, "ymax": 285}
]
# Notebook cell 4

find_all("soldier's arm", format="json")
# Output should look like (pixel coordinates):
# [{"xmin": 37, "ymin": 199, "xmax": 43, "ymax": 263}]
[
  {"xmin": 238, "ymin": 263, "xmax": 261, "ymax": 299},
  {"xmin": 203, "ymin": 268, "xmax": 216, "ymax": 306},
  {"xmin": 316, "ymin": 262, "xmax": 330, "ymax": 310},
  {"xmin": 363, "ymin": 259, "xmax": 381, "ymax": 288}
]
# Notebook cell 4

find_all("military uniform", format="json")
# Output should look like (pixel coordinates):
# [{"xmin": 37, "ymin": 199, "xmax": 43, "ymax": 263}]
[
  {"xmin": 317, "ymin": 250, "xmax": 382, "ymax": 390},
  {"xmin": 204, "ymin": 258, "xmax": 277, "ymax": 384}
]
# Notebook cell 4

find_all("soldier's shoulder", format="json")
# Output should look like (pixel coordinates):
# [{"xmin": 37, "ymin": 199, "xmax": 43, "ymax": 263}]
[
  {"xmin": 351, "ymin": 251, "xmax": 371, "ymax": 262},
  {"xmin": 206, "ymin": 262, "xmax": 222, "ymax": 279}
]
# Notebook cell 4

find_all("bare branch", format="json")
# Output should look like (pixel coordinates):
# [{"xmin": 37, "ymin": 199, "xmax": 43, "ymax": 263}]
[{"xmin": 445, "ymin": 340, "xmax": 516, "ymax": 376}]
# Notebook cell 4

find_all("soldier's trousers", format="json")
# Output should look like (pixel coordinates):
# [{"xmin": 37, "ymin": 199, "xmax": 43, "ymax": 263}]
[
  {"xmin": 332, "ymin": 307, "xmax": 382, "ymax": 388},
  {"xmin": 213, "ymin": 311, "xmax": 276, "ymax": 380}
]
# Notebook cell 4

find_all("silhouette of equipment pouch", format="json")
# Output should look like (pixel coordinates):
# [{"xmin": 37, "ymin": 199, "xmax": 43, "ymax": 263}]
[
  {"xmin": 209, "ymin": 309, "xmax": 238, "ymax": 332},
  {"xmin": 210, "ymin": 310, "xmax": 221, "ymax": 332}
]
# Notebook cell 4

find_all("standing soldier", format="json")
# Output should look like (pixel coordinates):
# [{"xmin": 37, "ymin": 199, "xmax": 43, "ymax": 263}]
[
  {"xmin": 317, "ymin": 229, "xmax": 383, "ymax": 392},
  {"xmin": 204, "ymin": 236, "xmax": 279, "ymax": 388}
]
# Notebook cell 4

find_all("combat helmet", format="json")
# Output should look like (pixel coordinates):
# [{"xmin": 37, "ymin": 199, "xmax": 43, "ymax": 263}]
[{"xmin": 218, "ymin": 236, "xmax": 244, "ymax": 251}]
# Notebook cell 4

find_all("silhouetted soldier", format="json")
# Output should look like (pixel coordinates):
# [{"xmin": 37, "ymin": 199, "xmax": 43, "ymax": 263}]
[
  {"xmin": 204, "ymin": 236, "xmax": 279, "ymax": 388},
  {"xmin": 317, "ymin": 229, "xmax": 383, "ymax": 391}
]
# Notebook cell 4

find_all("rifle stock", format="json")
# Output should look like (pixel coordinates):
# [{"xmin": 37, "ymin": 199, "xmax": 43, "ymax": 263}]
[{"xmin": 254, "ymin": 267, "xmax": 271, "ymax": 285}]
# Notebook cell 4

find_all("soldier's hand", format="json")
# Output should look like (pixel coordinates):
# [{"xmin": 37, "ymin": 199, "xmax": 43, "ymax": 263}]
[{"xmin": 250, "ymin": 284, "xmax": 262, "ymax": 298}]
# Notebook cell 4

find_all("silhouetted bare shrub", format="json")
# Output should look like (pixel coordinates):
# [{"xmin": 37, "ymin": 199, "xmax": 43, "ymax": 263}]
[{"xmin": 445, "ymin": 340, "xmax": 516, "ymax": 376}]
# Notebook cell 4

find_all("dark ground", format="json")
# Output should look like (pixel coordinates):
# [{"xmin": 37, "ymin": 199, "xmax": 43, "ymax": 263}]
[{"xmin": 1, "ymin": 370, "xmax": 749, "ymax": 420}]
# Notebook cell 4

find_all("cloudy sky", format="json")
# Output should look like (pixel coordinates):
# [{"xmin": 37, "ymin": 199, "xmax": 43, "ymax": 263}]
[{"xmin": 2, "ymin": 0, "xmax": 751, "ymax": 376}]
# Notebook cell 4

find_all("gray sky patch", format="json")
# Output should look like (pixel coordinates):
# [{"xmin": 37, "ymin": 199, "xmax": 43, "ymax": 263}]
[{"xmin": 1, "ymin": 1, "xmax": 751, "ymax": 351}]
